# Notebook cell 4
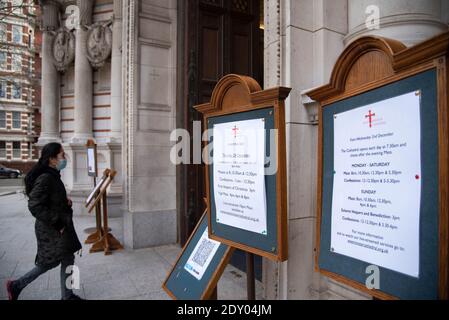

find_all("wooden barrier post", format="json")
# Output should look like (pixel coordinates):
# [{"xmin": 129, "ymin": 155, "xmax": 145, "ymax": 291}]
[
  {"xmin": 88, "ymin": 169, "xmax": 123, "ymax": 255},
  {"xmin": 246, "ymin": 252, "xmax": 255, "ymax": 300},
  {"xmin": 85, "ymin": 168, "xmax": 110, "ymax": 244}
]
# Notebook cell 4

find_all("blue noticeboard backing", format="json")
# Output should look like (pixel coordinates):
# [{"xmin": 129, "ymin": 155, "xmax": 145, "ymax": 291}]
[
  {"xmin": 164, "ymin": 214, "xmax": 231, "ymax": 300},
  {"xmin": 319, "ymin": 69, "xmax": 439, "ymax": 299},
  {"xmin": 207, "ymin": 107, "xmax": 278, "ymax": 256}
]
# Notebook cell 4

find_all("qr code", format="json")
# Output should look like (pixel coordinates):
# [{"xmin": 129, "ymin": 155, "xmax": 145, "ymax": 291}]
[{"xmin": 192, "ymin": 238, "xmax": 215, "ymax": 267}]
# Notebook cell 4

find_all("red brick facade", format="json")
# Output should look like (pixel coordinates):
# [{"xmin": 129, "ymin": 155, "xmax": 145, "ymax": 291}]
[{"xmin": 0, "ymin": 0, "xmax": 41, "ymax": 174}]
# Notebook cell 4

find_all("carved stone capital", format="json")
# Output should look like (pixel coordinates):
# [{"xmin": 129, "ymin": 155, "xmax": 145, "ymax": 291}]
[
  {"xmin": 40, "ymin": 0, "xmax": 61, "ymax": 32},
  {"xmin": 76, "ymin": 0, "xmax": 94, "ymax": 28},
  {"xmin": 52, "ymin": 28, "xmax": 75, "ymax": 72},
  {"xmin": 86, "ymin": 22, "xmax": 113, "ymax": 69}
]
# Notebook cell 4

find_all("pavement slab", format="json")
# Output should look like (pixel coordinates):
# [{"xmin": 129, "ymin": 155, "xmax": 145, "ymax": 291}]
[{"xmin": 0, "ymin": 192, "xmax": 263, "ymax": 300}]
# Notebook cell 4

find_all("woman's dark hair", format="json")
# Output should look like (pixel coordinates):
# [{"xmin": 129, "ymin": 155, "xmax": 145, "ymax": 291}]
[{"xmin": 25, "ymin": 142, "xmax": 62, "ymax": 196}]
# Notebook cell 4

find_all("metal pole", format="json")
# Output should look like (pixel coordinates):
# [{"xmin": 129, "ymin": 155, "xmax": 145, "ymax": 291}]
[{"xmin": 246, "ymin": 252, "xmax": 255, "ymax": 300}]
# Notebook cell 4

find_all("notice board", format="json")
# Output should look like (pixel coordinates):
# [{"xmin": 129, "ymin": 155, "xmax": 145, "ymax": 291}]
[
  {"xmin": 306, "ymin": 33, "xmax": 449, "ymax": 300},
  {"xmin": 194, "ymin": 74, "xmax": 291, "ymax": 261},
  {"xmin": 162, "ymin": 212, "xmax": 234, "ymax": 300}
]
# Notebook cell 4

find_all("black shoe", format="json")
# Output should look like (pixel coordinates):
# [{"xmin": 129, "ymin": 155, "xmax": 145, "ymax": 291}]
[
  {"xmin": 6, "ymin": 280, "xmax": 21, "ymax": 301},
  {"xmin": 62, "ymin": 293, "xmax": 85, "ymax": 300}
]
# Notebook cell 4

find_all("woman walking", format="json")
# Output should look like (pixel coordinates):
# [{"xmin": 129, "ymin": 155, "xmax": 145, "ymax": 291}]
[{"xmin": 6, "ymin": 142, "xmax": 83, "ymax": 300}]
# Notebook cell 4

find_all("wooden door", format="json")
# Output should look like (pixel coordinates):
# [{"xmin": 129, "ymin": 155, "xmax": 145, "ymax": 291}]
[{"xmin": 180, "ymin": 0, "xmax": 263, "ymax": 244}]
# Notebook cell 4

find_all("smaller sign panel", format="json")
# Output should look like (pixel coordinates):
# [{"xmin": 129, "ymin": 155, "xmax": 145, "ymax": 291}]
[
  {"xmin": 85, "ymin": 174, "xmax": 107, "ymax": 207},
  {"xmin": 194, "ymin": 74, "xmax": 290, "ymax": 262},
  {"xmin": 163, "ymin": 212, "xmax": 233, "ymax": 300},
  {"xmin": 87, "ymin": 146, "xmax": 97, "ymax": 177},
  {"xmin": 86, "ymin": 169, "xmax": 116, "ymax": 213},
  {"xmin": 184, "ymin": 227, "xmax": 221, "ymax": 280},
  {"xmin": 207, "ymin": 107, "xmax": 286, "ymax": 261}
]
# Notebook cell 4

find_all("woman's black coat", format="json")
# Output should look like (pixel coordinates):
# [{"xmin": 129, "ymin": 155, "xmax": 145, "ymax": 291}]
[{"xmin": 28, "ymin": 167, "xmax": 82, "ymax": 267}]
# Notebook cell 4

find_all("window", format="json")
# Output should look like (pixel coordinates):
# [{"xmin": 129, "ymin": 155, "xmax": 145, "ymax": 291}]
[
  {"xmin": 0, "ymin": 51, "xmax": 6, "ymax": 69},
  {"xmin": 28, "ymin": 142, "xmax": 32, "ymax": 158},
  {"xmin": 0, "ymin": 142, "xmax": 6, "ymax": 159},
  {"xmin": 0, "ymin": 111, "xmax": 5, "ymax": 127},
  {"xmin": 11, "ymin": 54, "xmax": 21, "ymax": 72},
  {"xmin": 0, "ymin": 23, "xmax": 6, "ymax": 42},
  {"xmin": 12, "ymin": 111, "xmax": 20, "ymax": 129},
  {"xmin": 12, "ymin": 25, "xmax": 21, "ymax": 44},
  {"xmin": 12, "ymin": 141, "xmax": 20, "ymax": 158},
  {"xmin": 27, "ymin": 112, "xmax": 32, "ymax": 131},
  {"xmin": 0, "ymin": 81, "xmax": 6, "ymax": 98},
  {"xmin": 12, "ymin": 83, "xmax": 21, "ymax": 99}
]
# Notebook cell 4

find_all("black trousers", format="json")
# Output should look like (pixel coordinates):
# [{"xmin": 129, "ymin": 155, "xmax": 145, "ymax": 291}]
[{"xmin": 15, "ymin": 254, "xmax": 76, "ymax": 299}]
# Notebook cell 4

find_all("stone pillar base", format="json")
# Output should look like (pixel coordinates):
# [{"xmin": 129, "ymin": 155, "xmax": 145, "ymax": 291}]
[
  {"xmin": 105, "ymin": 136, "xmax": 122, "ymax": 144},
  {"xmin": 70, "ymin": 135, "xmax": 94, "ymax": 145},
  {"xmin": 123, "ymin": 209, "xmax": 177, "ymax": 249}
]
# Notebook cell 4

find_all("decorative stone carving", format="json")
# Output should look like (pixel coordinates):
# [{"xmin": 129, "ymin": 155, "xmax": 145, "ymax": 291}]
[
  {"xmin": 86, "ymin": 22, "xmax": 113, "ymax": 69},
  {"xmin": 52, "ymin": 29, "xmax": 75, "ymax": 72}
]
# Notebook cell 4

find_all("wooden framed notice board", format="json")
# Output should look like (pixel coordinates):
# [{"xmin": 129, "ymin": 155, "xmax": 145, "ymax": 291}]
[
  {"xmin": 306, "ymin": 32, "xmax": 449, "ymax": 299},
  {"xmin": 194, "ymin": 74, "xmax": 291, "ymax": 261},
  {"xmin": 163, "ymin": 211, "xmax": 234, "ymax": 300}
]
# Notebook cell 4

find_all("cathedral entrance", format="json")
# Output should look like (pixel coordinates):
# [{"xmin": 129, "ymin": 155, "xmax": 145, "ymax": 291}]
[{"xmin": 177, "ymin": 0, "xmax": 264, "ymax": 280}]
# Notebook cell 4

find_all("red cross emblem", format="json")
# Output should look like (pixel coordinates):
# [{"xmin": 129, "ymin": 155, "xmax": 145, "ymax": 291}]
[
  {"xmin": 232, "ymin": 125, "xmax": 239, "ymax": 138},
  {"xmin": 365, "ymin": 110, "xmax": 376, "ymax": 128}
]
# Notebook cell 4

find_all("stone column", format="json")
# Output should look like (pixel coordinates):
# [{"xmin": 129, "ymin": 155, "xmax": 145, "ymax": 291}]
[
  {"xmin": 72, "ymin": 0, "xmax": 94, "ymax": 143},
  {"xmin": 264, "ymin": 0, "xmax": 371, "ymax": 301},
  {"xmin": 346, "ymin": 0, "xmax": 449, "ymax": 46},
  {"xmin": 110, "ymin": 0, "xmax": 122, "ymax": 142},
  {"xmin": 38, "ymin": 0, "xmax": 60, "ymax": 144},
  {"xmin": 262, "ymin": 0, "xmax": 283, "ymax": 301},
  {"xmin": 122, "ymin": 0, "xmax": 177, "ymax": 249}
]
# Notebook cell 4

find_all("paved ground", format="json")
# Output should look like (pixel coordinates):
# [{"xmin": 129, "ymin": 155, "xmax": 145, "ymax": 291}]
[
  {"xmin": 0, "ymin": 182, "xmax": 263, "ymax": 300},
  {"xmin": 0, "ymin": 177, "xmax": 24, "ymax": 196}
]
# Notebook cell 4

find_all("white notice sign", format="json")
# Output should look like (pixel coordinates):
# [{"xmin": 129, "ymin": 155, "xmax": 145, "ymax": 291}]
[
  {"xmin": 87, "ymin": 148, "xmax": 96, "ymax": 175},
  {"xmin": 213, "ymin": 118, "xmax": 267, "ymax": 235},
  {"xmin": 184, "ymin": 227, "xmax": 221, "ymax": 280},
  {"xmin": 85, "ymin": 175, "xmax": 105, "ymax": 205},
  {"xmin": 331, "ymin": 91, "xmax": 421, "ymax": 277}
]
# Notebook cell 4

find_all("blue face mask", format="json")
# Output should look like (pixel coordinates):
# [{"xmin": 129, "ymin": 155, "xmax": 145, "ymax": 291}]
[{"xmin": 56, "ymin": 159, "xmax": 67, "ymax": 171}]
